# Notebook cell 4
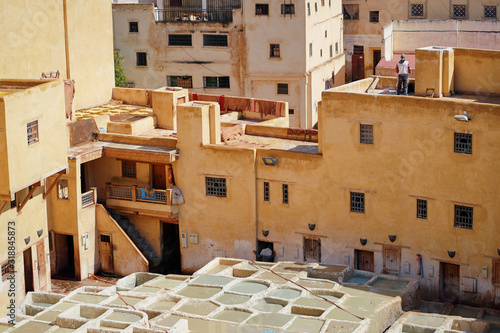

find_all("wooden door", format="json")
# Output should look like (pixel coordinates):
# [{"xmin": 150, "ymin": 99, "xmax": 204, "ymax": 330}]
[
  {"xmin": 383, "ymin": 245, "xmax": 401, "ymax": 275},
  {"xmin": 355, "ymin": 250, "xmax": 374, "ymax": 272},
  {"xmin": 372, "ymin": 49, "xmax": 381, "ymax": 75},
  {"xmin": 37, "ymin": 242, "xmax": 47, "ymax": 290},
  {"xmin": 304, "ymin": 238, "xmax": 321, "ymax": 262},
  {"xmin": 99, "ymin": 234, "xmax": 114, "ymax": 274},
  {"xmin": 493, "ymin": 261, "xmax": 500, "ymax": 305},
  {"xmin": 153, "ymin": 165, "xmax": 167, "ymax": 190},
  {"xmin": 352, "ymin": 54, "xmax": 365, "ymax": 81},
  {"xmin": 440, "ymin": 262, "xmax": 460, "ymax": 303}
]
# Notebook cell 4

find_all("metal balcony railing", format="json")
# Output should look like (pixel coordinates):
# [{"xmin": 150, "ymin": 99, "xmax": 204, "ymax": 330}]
[
  {"xmin": 106, "ymin": 183, "xmax": 172, "ymax": 206},
  {"xmin": 155, "ymin": 8, "xmax": 234, "ymax": 23}
]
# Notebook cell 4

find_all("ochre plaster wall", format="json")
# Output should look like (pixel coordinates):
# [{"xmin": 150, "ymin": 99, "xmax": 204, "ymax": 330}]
[{"xmin": 454, "ymin": 48, "xmax": 500, "ymax": 95}]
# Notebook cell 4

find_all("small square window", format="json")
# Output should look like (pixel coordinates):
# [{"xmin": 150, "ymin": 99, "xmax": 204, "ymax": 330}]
[
  {"xmin": 351, "ymin": 192, "xmax": 364, "ymax": 213},
  {"xmin": 281, "ymin": 4, "xmax": 295, "ymax": 15},
  {"xmin": 309, "ymin": 43, "xmax": 313, "ymax": 56},
  {"xmin": 410, "ymin": 4, "xmax": 424, "ymax": 17},
  {"xmin": 282, "ymin": 184, "xmax": 289, "ymax": 204},
  {"xmin": 100, "ymin": 234, "xmax": 111, "ymax": 243},
  {"xmin": 129, "ymin": 22, "xmax": 138, "ymax": 33},
  {"xmin": 27, "ymin": 120, "xmax": 39, "ymax": 145},
  {"xmin": 369, "ymin": 11, "xmax": 379, "ymax": 22},
  {"xmin": 454, "ymin": 133, "xmax": 472, "ymax": 154},
  {"xmin": 289, "ymin": 108, "xmax": 294, "ymax": 115},
  {"xmin": 255, "ymin": 4, "xmax": 269, "ymax": 15},
  {"xmin": 417, "ymin": 199, "xmax": 427, "ymax": 219},
  {"xmin": 484, "ymin": 5, "xmax": 497, "ymax": 18},
  {"xmin": 263, "ymin": 182, "xmax": 270, "ymax": 202},
  {"xmin": 136, "ymin": 52, "xmax": 147, "ymax": 67},
  {"xmin": 122, "ymin": 161, "xmax": 136, "ymax": 178},
  {"xmin": 277, "ymin": 83, "xmax": 288, "ymax": 95},
  {"xmin": 270, "ymin": 44, "xmax": 280, "ymax": 58},
  {"xmin": 454, "ymin": 205, "xmax": 473, "ymax": 229},
  {"xmin": 453, "ymin": 4, "xmax": 467, "ymax": 18},
  {"xmin": 360, "ymin": 124, "xmax": 373, "ymax": 144},
  {"xmin": 57, "ymin": 179, "xmax": 69, "ymax": 200},
  {"xmin": 206, "ymin": 177, "xmax": 226, "ymax": 197},
  {"xmin": 353, "ymin": 45, "xmax": 364, "ymax": 54},
  {"xmin": 307, "ymin": 3, "xmax": 311, "ymax": 15}
]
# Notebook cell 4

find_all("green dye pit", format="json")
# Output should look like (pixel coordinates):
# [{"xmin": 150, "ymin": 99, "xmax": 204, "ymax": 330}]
[
  {"xmin": 294, "ymin": 297, "xmax": 336, "ymax": 309},
  {"xmin": 450, "ymin": 305, "xmax": 480, "ymax": 318},
  {"xmin": 342, "ymin": 296, "xmax": 384, "ymax": 312},
  {"xmin": 268, "ymin": 288, "xmax": 301, "ymax": 299},
  {"xmin": 69, "ymin": 293, "xmax": 108, "ymax": 304},
  {"xmin": 297, "ymin": 279, "xmax": 335, "ymax": 289},
  {"xmin": 157, "ymin": 315, "xmax": 240, "ymax": 332},
  {"xmin": 31, "ymin": 302, "xmax": 54, "ymax": 308},
  {"xmin": 34, "ymin": 310, "xmax": 60, "ymax": 322},
  {"xmin": 345, "ymin": 275, "xmax": 371, "ymax": 285},
  {"xmin": 255, "ymin": 271, "xmax": 292, "ymax": 284},
  {"xmin": 10, "ymin": 322, "xmax": 53, "ymax": 333},
  {"xmin": 177, "ymin": 301, "xmax": 218, "ymax": 316},
  {"xmin": 131, "ymin": 286, "xmax": 162, "ymax": 293},
  {"xmin": 228, "ymin": 282, "xmax": 268, "ymax": 294},
  {"xmin": 251, "ymin": 299, "xmax": 285, "ymax": 312},
  {"xmin": 419, "ymin": 301, "xmax": 446, "ymax": 314},
  {"xmin": 287, "ymin": 317, "xmax": 324, "ymax": 333},
  {"xmin": 324, "ymin": 307, "xmax": 363, "ymax": 323},
  {"xmin": 246, "ymin": 313, "xmax": 292, "ymax": 327},
  {"xmin": 212, "ymin": 310, "xmax": 251, "ymax": 323},
  {"xmin": 370, "ymin": 278, "xmax": 408, "ymax": 290},
  {"xmin": 51, "ymin": 302, "xmax": 76, "ymax": 311},
  {"xmin": 484, "ymin": 314, "xmax": 500, "ymax": 322},
  {"xmin": 109, "ymin": 296, "xmax": 143, "ymax": 306},
  {"xmin": 207, "ymin": 264, "xmax": 232, "ymax": 274},
  {"xmin": 176, "ymin": 286, "xmax": 221, "ymax": 299},
  {"xmin": 406, "ymin": 314, "xmax": 445, "ymax": 328},
  {"xmin": 105, "ymin": 312, "xmax": 142, "ymax": 323},
  {"xmin": 148, "ymin": 278, "xmax": 185, "ymax": 289},
  {"xmin": 215, "ymin": 293, "xmax": 251, "ymax": 305},
  {"xmin": 191, "ymin": 274, "xmax": 234, "ymax": 286},
  {"xmin": 325, "ymin": 321, "xmax": 360, "ymax": 332},
  {"xmin": 147, "ymin": 300, "xmax": 177, "ymax": 310},
  {"xmin": 0, "ymin": 326, "xmax": 10, "ymax": 333},
  {"xmin": 50, "ymin": 328, "xmax": 74, "ymax": 333}
]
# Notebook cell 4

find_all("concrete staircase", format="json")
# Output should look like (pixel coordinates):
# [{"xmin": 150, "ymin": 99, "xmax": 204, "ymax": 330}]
[{"xmin": 111, "ymin": 213, "xmax": 162, "ymax": 268}]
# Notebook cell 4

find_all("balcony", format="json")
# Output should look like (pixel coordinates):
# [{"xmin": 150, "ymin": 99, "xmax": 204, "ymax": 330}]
[
  {"xmin": 105, "ymin": 183, "xmax": 178, "ymax": 219},
  {"xmin": 82, "ymin": 188, "xmax": 97, "ymax": 208}
]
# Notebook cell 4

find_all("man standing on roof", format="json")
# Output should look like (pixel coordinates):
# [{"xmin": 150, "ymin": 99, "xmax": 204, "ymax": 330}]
[{"xmin": 396, "ymin": 54, "xmax": 411, "ymax": 95}]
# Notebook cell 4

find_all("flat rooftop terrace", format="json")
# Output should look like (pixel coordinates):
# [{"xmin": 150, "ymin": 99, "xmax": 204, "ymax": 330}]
[
  {"xmin": 75, "ymin": 102, "xmax": 152, "ymax": 121},
  {"xmin": 226, "ymin": 134, "xmax": 318, "ymax": 154},
  {"xmin": 370, "ymin": 88, "xmax": 500, "ymax": 105}
]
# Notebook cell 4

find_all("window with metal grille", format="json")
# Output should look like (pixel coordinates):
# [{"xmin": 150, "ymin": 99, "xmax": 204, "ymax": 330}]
[
  {"xmin": 255, "ymin": 4, "xmax": 269, "ymax": 15},
  {"xmin": 204, "ymin": 76, "xmax": 230, "ymax": 88},
  {"xmin": 309, "ymin": 43, "xmax": 313, "ymax": 56},
  {"xmin": 360, "ymin": 124, "xmax": 373, "ymax": 144},
  {"xmin": 329, "ymin": 0, "xmax": 331, "ymax": 6},
  {"xmin": 304, "ymin": 237, "xmax": 321, "ymax": 261},
  {"xmin": 57, "ymin": 179, "xmax": 69, "ymax": 200},
  {"xmin": 168, "ymin": 34, "xmax": 192, "ymax": 46},
  {"xmin": 417, "ymin": 199, "xmax": 427, "ymax": 219},
  {"xmin": 410, "ymin": 4, "xmax": 424, "ymax": 17},
  {"xmin": 270, "ymin": 44, "xmax": 280, "ymax": 58},
  {"xmin": 282, "ymin": 184, "xmax": 289, "ymax": 204},
  {"xmin": 167, "ymin": 75, "xmax": 193, "ymax": 88},
  {"xmin": 122, "ymin": 161, "xmax": 136, "ymax": 178},
  {"xmin": 307, "ymin": 3, "xmax": 311, "ymax": 15},
  {"xmin": 454, "ymin": 133, "xmax": 472, "ymax": 154},
  {"xmin": 353, "ymin": 45, "xmax": 364, "ymax": 54},
  {"xmin": 170, "ymin": 0, "xmax": 182, "ymax": 6},
  {"xmin": 277, "ymin": 83, "xmax": 288, "ymax": 95},
  {"xmin": 2, "ymin": 261, "xmax": 14, "ymax": 282},
  {"xmin": 335, "ymin": 42, "xmax": 339, "ymax": 54},
  {"xmin": 100, "ymin": 234, "xmax": 111, "ymax": 243},
  {"xmin": 343, "ymin": 4, "xmax": 359, "ymax": 20},
  {"xmin": 289, "ymin": 108, "xmax": 294, "ymax": 115},
  {"xmin": 329, "ymin": 45, "xmax": 333, "ymax": 57},
  {"xmin": 315, "ymin": 2, "xmax": 318, "ymax": 11},
  {"xmin": 351, "ymin": 192, "xmax": 364, "ymax": 213},
  {"xmin": 129, "ymin": 22, "xmax": 138, "ymax": 33},
  {"xmin": 484, "ymin": 5, "xmax": 497, "ymax": 18},
  {"xmin": 264, "ymin": 182, "xmax": 270, "ymax": 202},
  {"xmin": 136, "ymin": 52, "xmax": 147, "ymax": 66},
  {"xmin": 281, "ymin": 4, "xmax": 295, "ymax": 15},
  {"xmin": 206, "ymin": 177, "xmax": 226, "ymax": 197},
  {"xmin": 453, "ymin": 4, "xmax": 466, "ymax": 18},
  {"xmin": 203, "ymin": 34, "xmax": 228, "ymax": 47},
  {"xmin": 369, "ymin": 11, "xmax": 379, "ymax": 22},
  {"xmin": 27, "ymin": 120, "xmax": 39, "ymax": 145},
  {"xmin": 454, "ymin": 205, "xmax": 473, "ymax": 229}
]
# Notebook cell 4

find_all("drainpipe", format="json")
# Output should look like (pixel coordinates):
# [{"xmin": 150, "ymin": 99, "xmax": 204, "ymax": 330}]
[{"xmin": 63, "ymin": 0, "xmax": 71, "ymax": 79}]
